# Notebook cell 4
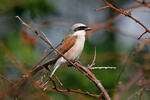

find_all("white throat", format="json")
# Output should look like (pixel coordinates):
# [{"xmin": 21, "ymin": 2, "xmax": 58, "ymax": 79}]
[{"xmin": 73, "ymin": 30, "xmax": 86, "ymax": 36}]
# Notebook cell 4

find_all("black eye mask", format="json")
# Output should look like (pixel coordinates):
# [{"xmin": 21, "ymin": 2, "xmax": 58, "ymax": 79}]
[{"xmin": 74, "ymin": 26, "xmax": 88, "ymax": 32}]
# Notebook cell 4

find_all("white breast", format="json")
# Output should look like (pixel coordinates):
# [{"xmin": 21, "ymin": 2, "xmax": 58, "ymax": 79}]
[{"xmin": 64, "ymin": 35, "xmax": 85, "ymax": 61}]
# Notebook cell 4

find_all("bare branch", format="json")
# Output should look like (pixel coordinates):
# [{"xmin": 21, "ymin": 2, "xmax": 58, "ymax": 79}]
[
  {"xmin": 88, "ymin": 47, "xmax": 96, "ymax": 68},
  {"xmin": 138, "ymin": 31, "xmax": 147, "ymax": 40},
  {"xmin": 88, "ymin": 47, "xmax": 116, "ymax": 70},
  {"xmin": 0, "ymin": 74, "xmax": 15, "ymax": 85},
  {"xmin": 47, "ymin": 77, "xmax": 102, "ymax": 100},
  {"xmin": 89, "ymin": 67, "xmax": 116, "ymax": 70},
  {"xmin": 96, "ymin": 6, "xmax": 110, "ymax": 11},
  {"xmin": 31, "ymin": 41, "xmax": 62, "ymax": 71}
]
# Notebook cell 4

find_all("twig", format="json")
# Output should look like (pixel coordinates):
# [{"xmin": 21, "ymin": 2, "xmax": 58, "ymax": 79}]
[
  {"xmin": 75, "ymin": 62, "xmax": 111, "ymax": 100},
  {"xmin": 89, "ymin": 67, "xmax": 116, "ymax": 70},
  {"xmin": 138, "ymin": 31, "xmax": 147, "ymax": 40},
  {"xmin": 0, "ymin": 38, "xmax": 62, "ymax": 99},
  {"xmin": 0, "ymin": 74, "xmax": 15, "ymax": 85},
  {"xmin": 44, "ymin": 47, "xmax": 48, "ymax": 57},
  {"xmin": 48, "ymin": 77, "xmax": 102, "ymax": 100},
  {"xmin": 88, "ymin": 47, "xmax": 96, "ymax": 68},
  {"xmin": 48, "ymin": 68, "xmax": 63, "ymax": 87},
  {"xmin": 96, "ymin": 6, "xmax": 110, "ymax": 11},
  {"xmin": 31, "ymin": 41, "xmax": 62, "ymax": 71},
  {"xmin": 87, "ymin": 47, "xmax": 116, "ymax": 70},
  {"xmin": 16, "ymin": 16, "xmax": 111, "ymax": 100},
  {"xmin": 0, "ymin": 78, "xmax": 26, "ymax": 99},
  {"xmin": 102, "ymin": 0, "xmax": 150, "ymax": 39}
]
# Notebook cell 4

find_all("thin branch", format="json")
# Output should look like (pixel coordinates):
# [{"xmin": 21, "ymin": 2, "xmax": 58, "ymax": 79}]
[
  {"xmin": 43, "ymin": 47, "xmax": 48, "ymax": 57},
  {"xmin": 138, "ymin": 31, "xmax": 147, "ymax": 40},
  {"xmin": 31, "ymin": 41, "xmax": 62, "ymax": 71},
  {"xmin": 96, "ymin": 6, "xmax": 110, "ymax": 11},
  {"xmin": 75, "ymin": 62, "xmax": 111, "ymax": 100},
  {"xmin": 0, "ymin": 74, "xmax": 15, "ymax": 85},
  {"xmin": 0, "ymin": 78, "xmax": 26, "ymax": 99},
  {"xmin": 102, "ymin": 0, "xmax": 150, "ymax": 39},
  {"xmin": 87, "ymin": 47, "xmax": 116, "ymax": 70},
  {"xmin": 48, "ymin": 68, "xmax": 63, "ymax": 87},
  {"xmin": 36, "ymin": 76, "xmax": 101, "ymax": 99},
  {"xmin": 87, "ymin": 3, "xmax": 147, "ymax": 36},
  {"xmin": 48, "ymin": 77, "xmax": 102, "ymax": 100},
  {"xmin": 89, "ymin": 67, "xmax": 116, "ymax": 70},
  {"xmin": 88, "ymin": 47, "xmax": 96, "ymax": 68}
]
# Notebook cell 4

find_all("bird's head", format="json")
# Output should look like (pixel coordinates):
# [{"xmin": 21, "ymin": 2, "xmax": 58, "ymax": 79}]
[{"xmin": 72, "ymin": 23, "xmax": 92, "ymax": 36}]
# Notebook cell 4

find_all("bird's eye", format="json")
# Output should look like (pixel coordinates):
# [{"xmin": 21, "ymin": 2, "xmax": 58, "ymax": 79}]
[{"xmin": 74, "ymin": 26, "xmax": 88, "ymax": 32}]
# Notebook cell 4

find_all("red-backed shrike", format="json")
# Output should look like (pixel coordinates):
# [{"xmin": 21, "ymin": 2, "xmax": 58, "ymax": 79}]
[{"xmin": 42, "ymin": 23, "xmax": 92, "ymax": 77}]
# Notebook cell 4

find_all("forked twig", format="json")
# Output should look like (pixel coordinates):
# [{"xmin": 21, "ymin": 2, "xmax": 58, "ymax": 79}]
[{"xmin": 88, "ymin": 47, "xmax": 116, "ymax": 70}]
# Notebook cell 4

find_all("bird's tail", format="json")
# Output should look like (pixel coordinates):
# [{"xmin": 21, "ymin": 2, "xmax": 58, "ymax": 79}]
[{"xmin": 50, "ymin": 62, "xmax": 60, "ymax": 77}]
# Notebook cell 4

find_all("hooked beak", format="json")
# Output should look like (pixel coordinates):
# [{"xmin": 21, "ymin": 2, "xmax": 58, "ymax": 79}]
[{"xmin": 85, "ymin": 27, "xmax": 92, "ymax": 31}]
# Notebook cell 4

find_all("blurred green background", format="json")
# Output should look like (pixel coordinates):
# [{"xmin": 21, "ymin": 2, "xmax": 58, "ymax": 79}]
[{"xmin": 0, "ymin": 0, "xmax": 150, "ymax": 100}]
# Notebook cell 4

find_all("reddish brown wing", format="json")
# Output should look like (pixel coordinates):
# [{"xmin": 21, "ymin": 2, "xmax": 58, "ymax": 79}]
[
  {"xmin": 41, "ymin": 35, "xmax": 77, "ymax": 68},
  {"xmin": 54, "ymin": 35, "xmax": 77, "ymax": 59}
]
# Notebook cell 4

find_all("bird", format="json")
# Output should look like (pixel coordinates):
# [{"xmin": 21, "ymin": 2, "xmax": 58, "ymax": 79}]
[{"xmin": 41, "ymin": 23, "xmax": 92, "ymax": 77}]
